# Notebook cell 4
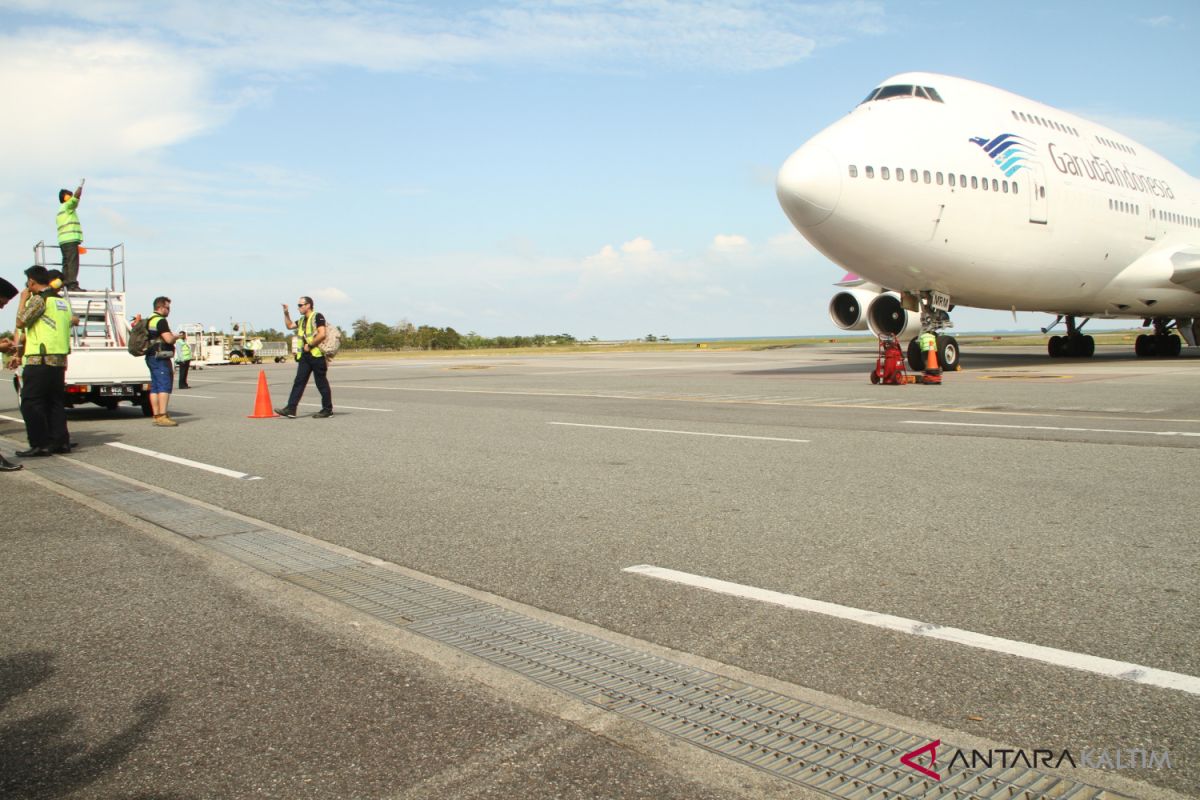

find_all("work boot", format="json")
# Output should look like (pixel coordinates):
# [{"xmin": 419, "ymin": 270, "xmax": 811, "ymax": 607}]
[
  {"xmin": 274, "ymin": 407, "xmax": 297, "ymax": 418},
  {"xmin": 153, "ymin": 415, "xmax": 179, "ymax": 427},
  {"xmin": 312, "ymin": 408, "xmax": 333, "ymax": 418},
  {"xmin": 16, "ymin": 447, "xmax": 52, "ymax": 457},
  {"xmin": 0, "ymin": 455, "xmax": 22, "ymax": 471}
]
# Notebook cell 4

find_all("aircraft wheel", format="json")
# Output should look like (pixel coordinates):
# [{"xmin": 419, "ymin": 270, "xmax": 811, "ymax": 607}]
[
  {"xmin": 1134, "ymin": 334, "xmax": 1154, "ymax": 357},
  {"xmin": 907, "ymin": 339, "xmax": 923, "ymax": 372},
  {"xmin": 1162, "ymin": 334, "xmax": 1181, "ymax": 357},
  {"xmin": 1079, "ymin": 335, "xmax": 1095, "ymax": 358},
  {"xmin": 937, "ymin": 335, "xmax": 959, "ymax": 370},
  {"xmin": 1048, "ymin": 335, "xmax": 1065, "ymax": 357}
]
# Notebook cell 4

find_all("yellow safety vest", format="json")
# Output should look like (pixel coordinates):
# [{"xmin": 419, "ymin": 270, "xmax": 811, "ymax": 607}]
[
  {"xmin": 918, "ymin": 332, "xmax": 937, "ymax": 352},
  {"xmin": 23, "ymin": 296, "xmax": 72, "ymax": 364},
  {"xmin": 57, "ymin": 197, "xmax": 82, "ymax": 244},
  {"xmin": 297, "ymin": 311, "xmax": 323, "ymax": 359}
]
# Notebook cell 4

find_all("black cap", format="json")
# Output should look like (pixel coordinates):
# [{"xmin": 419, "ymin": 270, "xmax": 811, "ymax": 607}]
[
  {"xmin": 59, "ymin": 188, "xmax": 73, "ymax": 202},
  {"xmin": 0, "ymin": 277, "xmax": 17, "ymax": 301}
]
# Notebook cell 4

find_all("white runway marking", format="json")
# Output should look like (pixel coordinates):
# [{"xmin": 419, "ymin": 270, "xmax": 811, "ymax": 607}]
[
  {"xmin": 169, "ymin": 394, "xmax": 217, "ymax": 399},
  {"xmin": 0, "ymin": 414, "xmax": 21, "ymax": 423},
  {"xmin": 297, "ymin": 402, "xmax": 392, "ymax": 412},
  {"xmin": 549, "ymin": 422, "xmax": 808, "ymax": 443},
  {"xmin": 624, "ymin": 565, "xmax": 1200, "ymax": 696},
  {"xmin": 106, "ymin": 442, "xmax": 263, "ymax": 480},
  {"xmin": 903, "ymin": 420, "xmax": 1200, "ymax": 438}
]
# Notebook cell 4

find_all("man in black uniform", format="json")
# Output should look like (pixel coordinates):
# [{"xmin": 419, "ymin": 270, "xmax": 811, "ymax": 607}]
[{"xmin": 275, "ymin": 296, "xmax": 333, "ymax": 419}]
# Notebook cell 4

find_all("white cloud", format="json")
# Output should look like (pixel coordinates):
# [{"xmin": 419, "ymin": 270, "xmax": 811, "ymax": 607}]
[
  {"xmin": 1140, "ymin": 15, "xmax": 1173, "ymax": 28},
  {"xmin": 0, "ymin": 32, "xmax": 223, "ymax": 178},
  {"xmin": 314, "ymin": 287, "xmax": 350, "ymax": 304},
  {"xmin": 711, "ymin": 233, "xmax": 750, "ymax": 252}
]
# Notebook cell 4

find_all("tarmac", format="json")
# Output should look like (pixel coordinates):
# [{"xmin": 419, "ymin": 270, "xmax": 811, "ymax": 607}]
[{"xmin": 1, "ymin": 342, "xmax": 1197, "ymax": 799}]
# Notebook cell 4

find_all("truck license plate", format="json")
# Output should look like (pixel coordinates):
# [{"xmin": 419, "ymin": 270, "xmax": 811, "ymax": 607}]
[{"xmin": 99, "ymin": 386, "xmax": 135, "ymax": 396}]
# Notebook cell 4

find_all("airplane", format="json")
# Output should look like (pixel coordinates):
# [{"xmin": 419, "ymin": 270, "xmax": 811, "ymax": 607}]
[{"xmin": 775, "ymin": 71, "xmax": 1200, "ymax": 370}]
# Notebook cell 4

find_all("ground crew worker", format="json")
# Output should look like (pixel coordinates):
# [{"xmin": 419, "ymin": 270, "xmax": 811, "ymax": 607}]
[
  {"xmin": 0, "ymin": 276, "xmax": 23, "ymax": 470},
  {"xmin": 57, "ymin": 180, "xmax": 85, "ymax": 290},
  {"xmin": 13, "ymin": 266, "xmax": 73, "ymax": 456},
  {"xmin": 919, "ymin": 330, "xmax": 941, "ymax": 385},
  {"xmin": 176, "ymin": 332, "xmax": 193, "ymax": 389},
  {"xmin": 275, "ymin": 296, "xmax": 333, "ymax": 418}
]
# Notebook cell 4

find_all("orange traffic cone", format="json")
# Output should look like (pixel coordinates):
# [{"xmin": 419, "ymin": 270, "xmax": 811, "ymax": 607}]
[
  {"xmin": 923, "ymin": 343, "xmax": 942, "ymax": 385},
  {"xmin": 248, "ymin": 370, "xmax": 277, "ymax": 418}
]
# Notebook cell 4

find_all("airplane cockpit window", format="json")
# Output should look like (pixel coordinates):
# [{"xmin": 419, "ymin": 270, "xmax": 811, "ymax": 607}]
[{"xmin": 859, "ymin": 84, "xmax": 945, "ymax": 105}]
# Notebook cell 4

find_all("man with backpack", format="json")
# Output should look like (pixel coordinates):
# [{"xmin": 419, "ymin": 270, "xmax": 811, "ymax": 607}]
[
  {"xmin": 275, "ymin": 296, "xmax": 333, "ymax": 419},
  {"xmin": 131, "ymin": 296, "xmax": 179, "ymax": 426}
]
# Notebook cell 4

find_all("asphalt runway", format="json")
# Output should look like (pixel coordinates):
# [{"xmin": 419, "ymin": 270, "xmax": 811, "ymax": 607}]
[{"xmin": 2, "ymin": 342, "xmax": 1197, "ymax": 798}]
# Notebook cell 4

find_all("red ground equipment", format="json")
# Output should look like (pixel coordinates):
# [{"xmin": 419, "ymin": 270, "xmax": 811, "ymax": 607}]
[{"xmin": 870, "ymin": 335, "xmax": 909, "ymax": 385}]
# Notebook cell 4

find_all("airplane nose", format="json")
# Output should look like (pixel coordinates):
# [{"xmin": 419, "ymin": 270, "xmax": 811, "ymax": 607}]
[{"xmin": 776, "ymin": 144, "xmax": 841, "ymax": 228}]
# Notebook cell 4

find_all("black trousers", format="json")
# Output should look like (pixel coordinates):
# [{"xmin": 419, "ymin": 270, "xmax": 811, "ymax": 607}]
[
  {"xmin": 21, "ymin": 364, "xmax": 69, "ymax": 449},
  {"xmin": 178, "ymin": 361, "xmax": 190, "ymax": 388},
  {"xmin": 60, "ymin": 241, "xmax": 80, "ymax": 288},
  {"xmin": 286, "ymin": 352, "xmax": 332, "ymax": 411}
]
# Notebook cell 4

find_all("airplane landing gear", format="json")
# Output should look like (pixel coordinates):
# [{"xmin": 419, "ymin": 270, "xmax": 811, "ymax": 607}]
[
  {"xmin": 907, "ymin": 334, "xmax": 959, "ymax": 372},
  {"xmin": 1045, "ymin": 315, "xmax": 1094, "ymax": 358},
  {"xmin": 1135, "ymin": 319, "xmax": 1182, "ymax": 357}
]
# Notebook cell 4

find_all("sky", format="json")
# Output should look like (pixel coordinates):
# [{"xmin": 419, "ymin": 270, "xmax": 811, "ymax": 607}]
[{"xmin": 1, "ymin": 1, "xmax": 1197, "ymax": 339}]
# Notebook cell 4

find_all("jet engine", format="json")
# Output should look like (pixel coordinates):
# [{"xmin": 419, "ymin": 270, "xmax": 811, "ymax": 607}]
[
  {"xmin": 828, "ymin": 289, "xmax": 878, "ymax": 331},
  {"xmin": 866, "ymin": 292, "xmax": 922, "ymax": 340}
]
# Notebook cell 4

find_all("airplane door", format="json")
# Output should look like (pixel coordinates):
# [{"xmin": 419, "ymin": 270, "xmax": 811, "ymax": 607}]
[
  {"xmin": 1144, "ymin": 205, "xmax": 1157, "ymax": 241},
  {"xmin": 1027, "ymin": 163, "xmax": 1048, "ymax": 224}
]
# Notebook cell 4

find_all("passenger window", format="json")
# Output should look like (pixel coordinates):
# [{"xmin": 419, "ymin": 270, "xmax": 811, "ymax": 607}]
[
  {"xmin": 960, "ymin": 174, "xmax": 967, "ymax": 187},
  {"xmin": 896, "ymin": 168, "xmax": 904, "ymax": 182},
  {"xmin": 982, "ymin": 178, "xmax": 989, "ymax": 191},
  {"xmin": 849, "ymin": 165, "xmax": 858, "ymax": 177},
  {"xmin": 1012, "ymin": 182, "xmax": 1018, "ymax": 194},
  {"xmin": 1011, "ymin": 110, "xmax": 1019, "ymax": 120},
  {"xmin": 971, "ymin": 176, "xmax": 978, "ymax": 189},
  {"xmin": 992, "ymin": 179, "xmax": 999, "ymax": 192},
  {"xmin": 924, "ymin": 170, "xmax": 932, "ymax": 184},
  {"xmin": 881, "ymin": 167, "xmax": 890, "ymax": 180},
  {"xmin": 949, "ymin": 173, "xmax": 956, "ymax": 187},
  {"xmin": 866, "ymin": 166, "xmax": 874, "ymax": 178},
  {"xmin": 910, "ymin": 169, "xmax": 918, "ymax": 183},
  {"xmin": 1040, "ymin": 186, "xmax": 1045, "ymax": 199},
  {"xmin": 936, "ymin": 172, "xmax": 944, "ymax": 185},
  {"xmin": 1002, "ymin": 180, "xmax": 1008, "ymax": 193}
]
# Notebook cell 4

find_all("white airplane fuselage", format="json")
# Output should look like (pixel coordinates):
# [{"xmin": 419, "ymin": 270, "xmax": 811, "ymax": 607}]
[{"xmin": 776, "ymin": 72, "xmax": 1200, "ymax": 326}]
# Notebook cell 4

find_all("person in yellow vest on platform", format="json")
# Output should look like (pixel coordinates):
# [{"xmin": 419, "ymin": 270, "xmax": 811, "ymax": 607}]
[
  {"xmin": 275, "ymin": 296, "xmax": 333, "ymax": 418},
  {"xmin": 13, "ymin": 266, "xmax": 73, "ymax": 456},
  {"xmin": 57, "ymin": 180, "xmax": 85, "ymax": 290}
]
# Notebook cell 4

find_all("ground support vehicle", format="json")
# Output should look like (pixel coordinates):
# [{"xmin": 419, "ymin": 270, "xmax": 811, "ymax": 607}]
[{"xmin": 29, "ymin": 242, "xmax": 152, "ymax": 415}]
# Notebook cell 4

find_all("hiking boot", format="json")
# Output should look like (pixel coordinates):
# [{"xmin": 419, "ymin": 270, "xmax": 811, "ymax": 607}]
[
  {"xmin": 274, "ymin": 407, "xmax": 297, "ymax": 418},
  {"xmin": 0, "ymin": 456, "xmax": 23, "ymax": 471},
  {"xmin": 312, "ymin": 409, "xmax": 333, "ymax": 418},
  {"xmin": 153, "ymin": 415, "xmax": 179, "ymax": 427}
]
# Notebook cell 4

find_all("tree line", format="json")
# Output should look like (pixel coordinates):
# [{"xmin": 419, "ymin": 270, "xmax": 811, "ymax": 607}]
[{"xmin": 347, "ymin": 318, "xmax": 578, "ymax": 350}]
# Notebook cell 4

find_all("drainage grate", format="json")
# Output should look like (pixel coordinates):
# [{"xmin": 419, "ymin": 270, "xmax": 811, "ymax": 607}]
[
  {"xmin": 205, "ymin": 529, "xmax": 362, "ymax": 576},
  {"xmin": 286, "ymin": 564, "xmax": 493, "ymax": 625},
  {"xmin": 29, "ymin": 458, "xmax": 1129, "ymax": 800}
]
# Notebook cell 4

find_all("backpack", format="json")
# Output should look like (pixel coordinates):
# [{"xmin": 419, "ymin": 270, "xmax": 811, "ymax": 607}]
[
  {"xmin": 321, "ymin": 322, "xmax": 342, "ymax": 360},
  {"xmin": 127, "ymin": 317, "xmax": 151, "ymax": 356}
]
